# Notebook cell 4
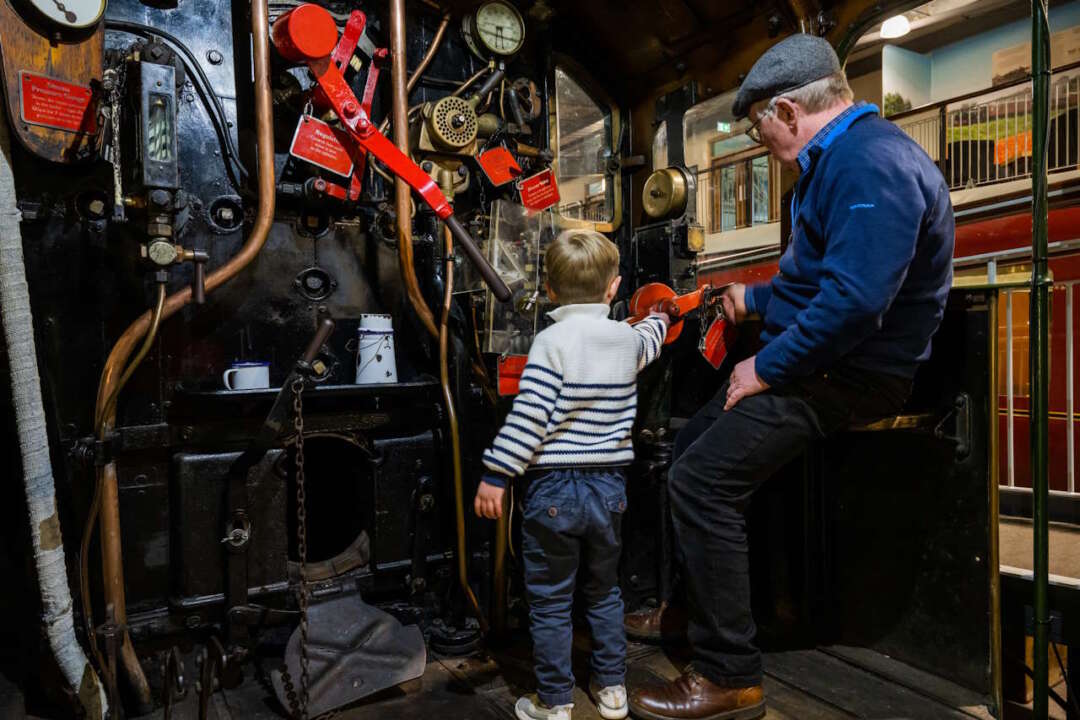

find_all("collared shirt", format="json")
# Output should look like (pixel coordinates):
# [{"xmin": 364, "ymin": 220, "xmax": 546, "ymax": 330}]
[
  {"xmin": 790, "ymin": 102, "xmax": 880, "ymax": 230},
  {"xmin": 546, "ymin": 303, "xmax": 611, "ymax": 322},
  {"xmin": 796, "ymin": 102, "xmax": 880, "ymax": 174}
]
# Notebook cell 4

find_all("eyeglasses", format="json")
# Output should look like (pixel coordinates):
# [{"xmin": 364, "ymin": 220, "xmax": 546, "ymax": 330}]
[{"xmin": 745, "ymin": 99, "xmax": 777, "ymax": 144}]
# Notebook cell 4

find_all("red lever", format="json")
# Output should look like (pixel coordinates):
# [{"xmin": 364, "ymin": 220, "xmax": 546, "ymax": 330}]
[
  {"xmin": 627, "ymin": 282, "xmax": 710, "ymax": 344},
  {"xmin": 271, "ymin": 5, "xmax": 511, "ymax": 302}
]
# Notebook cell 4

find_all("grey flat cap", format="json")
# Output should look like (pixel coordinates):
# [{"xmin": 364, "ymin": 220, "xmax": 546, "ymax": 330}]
[{"xmin": 732, "ymin": 34, "xmax": 841, "ymax": 119}]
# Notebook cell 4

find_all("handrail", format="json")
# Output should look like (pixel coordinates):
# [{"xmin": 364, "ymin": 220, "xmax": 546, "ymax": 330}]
[{"xmin": 886, "ymin": 58, "xmax": 1080, "ymax": 123}]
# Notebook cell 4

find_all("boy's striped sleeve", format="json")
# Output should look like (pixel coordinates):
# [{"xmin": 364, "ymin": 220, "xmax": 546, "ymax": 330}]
[
  {"xmin": 481, "ymin": 340, "xmax": 563, "ymax": 486},
  {"xmin": 633, "ymin": 315, "xmax": 668, "ymax": 370}
]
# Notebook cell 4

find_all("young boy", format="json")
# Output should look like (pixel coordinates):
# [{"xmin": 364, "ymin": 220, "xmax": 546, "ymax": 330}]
[{"xmin": 474, "ymin": 229, "xmax": 669, "ymax": 720}]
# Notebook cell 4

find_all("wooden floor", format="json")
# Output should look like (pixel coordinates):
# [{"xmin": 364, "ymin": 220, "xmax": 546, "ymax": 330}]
[{"xmin": 147, "ymin": 639, "xmax": 997, "ymax": 719}]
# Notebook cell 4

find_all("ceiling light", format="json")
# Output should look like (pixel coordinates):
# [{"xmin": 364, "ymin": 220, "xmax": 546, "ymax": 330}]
[{"xmin": 880, "ymin": 14, "xmax": 912, "ymax": 39}]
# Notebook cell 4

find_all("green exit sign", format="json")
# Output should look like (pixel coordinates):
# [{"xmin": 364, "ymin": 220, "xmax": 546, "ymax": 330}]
[{"xmin": 716, "ymin": 121, "xmax": 732, "ymax": 133}]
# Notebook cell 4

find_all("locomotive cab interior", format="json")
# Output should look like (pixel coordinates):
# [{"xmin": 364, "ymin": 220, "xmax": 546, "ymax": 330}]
[{"xmin": 0, "ymin": 0, "xmax": 1077, "ymax": 718}]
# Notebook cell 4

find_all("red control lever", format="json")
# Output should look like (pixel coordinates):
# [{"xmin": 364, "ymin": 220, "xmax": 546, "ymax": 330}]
[
  {"xmin": 271, "ymin": 5, "xmax": 512, "ymax": 302},
  {"xmin": 627, "ymin": 283, "xmax": 710, "ymax": 344}
]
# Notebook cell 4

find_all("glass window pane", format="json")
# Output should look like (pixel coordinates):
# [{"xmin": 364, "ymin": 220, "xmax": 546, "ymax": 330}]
[
  {"xmin": 751, "ymin": 156, "xmax": 769, "ymax": 225},
  {"xmin": 721, "ymin": 165, "xmax": 735, "ymax": 232},
  {"xmin": 653, "ymin": 120, "xmax": 668, "ymax": 170},
  {"xmin": 555, "ymin": 67, "xmax": 612, "ymax": 223}
]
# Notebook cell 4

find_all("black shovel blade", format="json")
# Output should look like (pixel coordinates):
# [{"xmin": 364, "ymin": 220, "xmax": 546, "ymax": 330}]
[{"xmin": 271, "ymin": 593, "xmax": 426, "ymax": 717}]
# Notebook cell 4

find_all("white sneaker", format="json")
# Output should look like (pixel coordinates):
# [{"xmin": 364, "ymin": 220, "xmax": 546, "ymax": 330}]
[
  {"xmin": 589, "ymin": 681, "xmax": 628, "ymax": 720},
  {"xmin": 514, "ymin": 694, "xmax": 573, "ymax": 720}
]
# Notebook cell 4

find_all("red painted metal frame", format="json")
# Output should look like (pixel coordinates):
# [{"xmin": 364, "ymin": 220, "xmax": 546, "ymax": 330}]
[{"xmin": 271, "ymin": 5, "xmax": 452, "ymax": 219}]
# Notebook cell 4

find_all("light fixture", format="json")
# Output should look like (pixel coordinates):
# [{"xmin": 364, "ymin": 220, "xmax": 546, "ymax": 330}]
[{"xmin": 880, "ymin": 14, "xmax": 911, "ymax": 39}]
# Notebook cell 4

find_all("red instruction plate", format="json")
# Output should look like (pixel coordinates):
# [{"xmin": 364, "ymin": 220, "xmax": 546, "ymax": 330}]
[
  {"xmin": 497, "ymin": 354, "xmax": 528, "ymax": 396},
  {"xmin": 289, "ymin": 116, "xmax": 354, "ymax": 178},
  {"xmin": 518, "ymin": 168, "xmax": 560, "ymax": 212},
  {"xmin": 19, "ymin": 72, "xmax": 98, "ymax": 134},
  {"xmin": 477, "ymin": 147, "xmax": 522, "ymax": 186}
]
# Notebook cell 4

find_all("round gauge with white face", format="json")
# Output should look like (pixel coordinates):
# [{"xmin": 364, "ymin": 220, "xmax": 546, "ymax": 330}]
[
  {"xmin": 18, "ymin": 0, "xmax": 106, "ymax": 30},
  {"xmin": 463, "ymin": 1, "xmax": 525, "ymax": 58}
]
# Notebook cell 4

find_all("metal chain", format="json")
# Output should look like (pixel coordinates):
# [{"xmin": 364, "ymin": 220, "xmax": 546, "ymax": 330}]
[{"xmin": 281, "ymin": 375, "xmax": 311, "ymax": 720}]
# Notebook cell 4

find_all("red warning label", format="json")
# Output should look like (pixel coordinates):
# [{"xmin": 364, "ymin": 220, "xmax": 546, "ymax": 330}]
[
  {"xmin": 289, "ymin": 116, "xmax": 354, "ymax": 178},
  {"xmin": 518, "ymin": 168, "xmax": 560, "ymax": 212},
  {"xmin": 477, "ymin": 147, "xmax": 522, "ymax": 186},
  {"xmin": 19, "ymin": 72, "xmax": 97, "ymax": 134}
]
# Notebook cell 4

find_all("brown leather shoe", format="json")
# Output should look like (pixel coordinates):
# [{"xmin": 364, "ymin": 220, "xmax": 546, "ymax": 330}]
[
  {"xmin": 629, "ymin": 671, "xmax": 764, "ymax": 720},
  {"xmin": 624, "ymin": 601, "xmax": 687, "ymax": 642}
]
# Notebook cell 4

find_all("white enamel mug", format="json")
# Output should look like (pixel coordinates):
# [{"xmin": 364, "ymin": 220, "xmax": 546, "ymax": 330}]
[{"xmin": 223, "ymin": 361, "xmax": 271, "ymax": 390}]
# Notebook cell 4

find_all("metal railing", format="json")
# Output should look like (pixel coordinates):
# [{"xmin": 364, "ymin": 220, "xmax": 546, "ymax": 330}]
[{"xmin": 891, "ymin": 61, "xmax": 1080, "ymax": 192}]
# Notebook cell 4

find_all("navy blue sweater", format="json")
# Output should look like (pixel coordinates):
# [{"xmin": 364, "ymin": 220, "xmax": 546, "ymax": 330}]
[{"xmin": 744, "ymin": 105, "xmax": 954, "ymax": 386}]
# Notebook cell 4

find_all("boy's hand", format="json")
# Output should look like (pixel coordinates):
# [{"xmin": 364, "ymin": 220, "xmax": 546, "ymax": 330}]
[{"xmin": 474, "ymin": 480, "xmax": 506, "ymax": 520}]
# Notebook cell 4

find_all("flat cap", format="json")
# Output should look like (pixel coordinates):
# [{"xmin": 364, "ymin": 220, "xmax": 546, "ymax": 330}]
[{"xmin": 732, "ymin": 34, "xmax": 841, "ymax": 119}]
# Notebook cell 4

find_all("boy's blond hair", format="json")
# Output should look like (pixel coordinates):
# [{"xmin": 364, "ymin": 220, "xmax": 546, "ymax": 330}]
[{"xmin": 544, "ymin": 230, "xmax": 619, "ymax": 304}]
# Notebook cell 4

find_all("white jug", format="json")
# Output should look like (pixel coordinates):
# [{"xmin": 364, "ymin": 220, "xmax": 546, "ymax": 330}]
[{"xmin": 355, "ymin": 314, "xmax": 398, "ymax": 384}]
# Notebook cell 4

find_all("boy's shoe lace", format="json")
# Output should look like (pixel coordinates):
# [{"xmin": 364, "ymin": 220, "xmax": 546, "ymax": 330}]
[
  {"xmin": 589, "ymin": 681, "xmax": 628, "ymax": 720},
  {"xmin": 514, "ymin": 694, "xmax": 573, "ymax": 720}
]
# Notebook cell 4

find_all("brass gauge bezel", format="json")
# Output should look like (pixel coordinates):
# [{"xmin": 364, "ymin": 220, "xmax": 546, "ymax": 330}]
[{"xmin": 462, "ymin": 1, "xmax": 526, "ymax": 60}]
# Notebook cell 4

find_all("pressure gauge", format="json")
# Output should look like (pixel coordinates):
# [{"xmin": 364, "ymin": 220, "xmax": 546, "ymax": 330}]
[
  {"xmin": 462, "ymin": 1, "xmax": 526, "ymax": 59},
  {"xmin": 146, "ymin": 239, "xmax": 178, "ymax": 266},
  {"xmin": 16, "ymin": 0, "xmax": 106, "ymax": 30}
]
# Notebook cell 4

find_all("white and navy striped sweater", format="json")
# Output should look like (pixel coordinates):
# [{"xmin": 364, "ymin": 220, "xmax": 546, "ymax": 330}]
[{"xmin": 482, "ymin": 303, "xmax": 668, "ymax": 486}]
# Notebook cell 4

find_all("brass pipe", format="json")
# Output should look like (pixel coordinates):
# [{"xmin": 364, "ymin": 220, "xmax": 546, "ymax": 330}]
[
  {"xmin": 441, "ymin": 225, "xmax": 488, "ymax": 633},
  {"xmin": 391, "ymin": 0, "xmax": 439, "ymax": 339},
  {"xmin": 91, "ymin": 0, "xmax": 277, "ymax": 701}
]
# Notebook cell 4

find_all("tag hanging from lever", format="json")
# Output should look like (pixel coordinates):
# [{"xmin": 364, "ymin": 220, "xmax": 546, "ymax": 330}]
[{"xmin": 699, "ymin": 304, "xmax": 736, "ymax": 370}]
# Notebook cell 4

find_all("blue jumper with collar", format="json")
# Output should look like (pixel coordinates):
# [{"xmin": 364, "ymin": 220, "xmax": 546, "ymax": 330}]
[{"xmin": 744, "ymin": 103, "xmax": 954, "ymax": 386}]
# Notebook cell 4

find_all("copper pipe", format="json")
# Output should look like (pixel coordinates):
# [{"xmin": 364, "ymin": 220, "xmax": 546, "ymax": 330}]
[
  {"xmin": 91, "ymin": 0, "xmax": 277, "ymax": 701},
  {"xmin": 376, "ymin": 9, "xmax": 449, "ymax": 145},
  {"xmin": 441, "ymin": 225, "xmax": 487, "ymax": 633},
  {"xmin": 80, "ymin": 282, "xmax": 166, "ymax": 687},
  {"xmin": 391, "ymin": 0, "xmax": 439, "ymax": 339},
  {"xmin": 407, "ymin": 13, "xmax": 450, "ymax": 95},
  {"xmin": 492, "ymin": 477, "xmax": 509, "ymax": 634}
]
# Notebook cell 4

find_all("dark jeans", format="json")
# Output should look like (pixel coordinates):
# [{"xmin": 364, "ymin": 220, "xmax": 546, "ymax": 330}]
[
  {"xmin": 521, "ymin": 468, "xmax": 628, "ymax": 706},
  {"xmin": 668, "ymin": 364, "xmax": 911, "ymax": 688}
]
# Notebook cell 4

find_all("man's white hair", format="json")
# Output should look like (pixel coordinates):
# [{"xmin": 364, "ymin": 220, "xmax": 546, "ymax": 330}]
[{"xmin": 780, "ymin": 71, "xmax": 854, "ymax": 113}]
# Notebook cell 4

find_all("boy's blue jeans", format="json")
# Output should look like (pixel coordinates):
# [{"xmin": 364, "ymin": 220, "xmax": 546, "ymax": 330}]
[{"xmin": 521, "ymin": 468, "xmax": 627, "ymax": 707}]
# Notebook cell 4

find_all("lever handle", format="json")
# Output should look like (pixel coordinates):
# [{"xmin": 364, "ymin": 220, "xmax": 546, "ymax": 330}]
[
  {"xmin": 445, "ymin": 215, "xmax": 511, "ymax": 302},
  {"xmin": 302, "ymin": 317, "xmax": 336, "ymax": 364},
  {"xmin": 191, "ymin": 250, "xmax": 209, "ymax": 304}
]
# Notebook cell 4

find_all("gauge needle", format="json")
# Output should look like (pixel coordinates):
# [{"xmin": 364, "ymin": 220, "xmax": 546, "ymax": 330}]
[{"xmin": 52, "ymin": 0, "xmax": 77, "ymax": 22}]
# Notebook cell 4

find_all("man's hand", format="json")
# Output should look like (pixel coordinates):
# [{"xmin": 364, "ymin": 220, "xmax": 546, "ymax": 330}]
[
  {"xmin": 474, "ymin": 480, "xmax": 506, "ymax": 520},
  {"xmin": 720, "ymin": 283, "xmax": 749, "ymax": 325},
  {"xmin": 725, "ymin": 355, "xmax": 770, "ymax": 410}
]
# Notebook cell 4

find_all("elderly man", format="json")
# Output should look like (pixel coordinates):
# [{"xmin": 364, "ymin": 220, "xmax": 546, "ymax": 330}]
[{"xmin": 628, "ymin": 34, "xmax": 954, "ymax": 720}]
